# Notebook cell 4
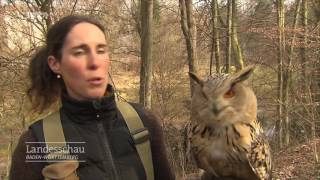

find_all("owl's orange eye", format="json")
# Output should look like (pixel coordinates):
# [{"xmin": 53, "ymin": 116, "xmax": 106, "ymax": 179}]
[{"xmin": 224, "ymin": 89, "xmax": 235, "ymax": 98}]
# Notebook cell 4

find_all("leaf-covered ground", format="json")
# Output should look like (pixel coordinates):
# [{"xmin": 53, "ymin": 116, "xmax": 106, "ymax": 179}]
[{"xmin": 272, "ymin": 139, "xmax": 320, "ymax": 180}]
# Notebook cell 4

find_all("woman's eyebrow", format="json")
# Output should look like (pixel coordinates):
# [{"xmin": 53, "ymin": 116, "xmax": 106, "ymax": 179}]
[
  {"xmin": 71, "ymin": 43, "xmax": 107, "ymax": 50},
  {"xmin": 97, "ymin": 44, "xmax": 107, "ymax": 48},
  {"xmin": 71, "ymin": 44, "xmax": 87, "ymax": 50}
]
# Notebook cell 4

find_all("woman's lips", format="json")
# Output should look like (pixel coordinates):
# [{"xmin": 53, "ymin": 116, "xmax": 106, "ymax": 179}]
[{"xmin": 88, "ymin": 77, "xmax": 104, "ymax": 85}]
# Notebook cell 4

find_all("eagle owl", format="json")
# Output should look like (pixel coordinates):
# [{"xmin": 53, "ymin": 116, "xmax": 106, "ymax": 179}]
[{"xmin": 186, "ymin": 66, "xmax": 272, "ymax": 180}]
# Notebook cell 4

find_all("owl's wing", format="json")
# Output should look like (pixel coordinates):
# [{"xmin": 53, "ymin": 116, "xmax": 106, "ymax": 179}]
[
  {"xmin": 247, "ymin": 128, "xmax": 272, "ymax": 180},
  {"xmin": 184, "ymin": 122, "xmax": 193, "ymax": 163}
]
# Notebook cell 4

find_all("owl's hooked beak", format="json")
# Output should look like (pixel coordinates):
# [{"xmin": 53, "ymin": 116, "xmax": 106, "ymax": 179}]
[
  {"xmin": 211, "ymin": 104, "xmax": 219, "ymax": 115},
  {"xmin": 210, "ymin": 102, "xmax": 229, "ymax": 116}
]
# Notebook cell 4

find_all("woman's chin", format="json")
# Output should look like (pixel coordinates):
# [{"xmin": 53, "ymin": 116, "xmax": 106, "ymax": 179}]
[
  {"xmin": 86, "ymin": 89, "xmax": 108, "ymax": 99},
  {"xmin": 66, "ymin": 86, "xmax": 109, "ymax": 101}
]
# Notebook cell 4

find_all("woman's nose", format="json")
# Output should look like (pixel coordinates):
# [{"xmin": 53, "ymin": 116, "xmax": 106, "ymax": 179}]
[{"xmin": 87, "ymin": 52, "xmax": 99, "ymax": 70}]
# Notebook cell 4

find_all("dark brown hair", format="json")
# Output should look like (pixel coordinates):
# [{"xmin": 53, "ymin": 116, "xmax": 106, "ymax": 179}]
[{"xmin": 27, "ymin": 15, "xmax": 105, "ymax": 112}]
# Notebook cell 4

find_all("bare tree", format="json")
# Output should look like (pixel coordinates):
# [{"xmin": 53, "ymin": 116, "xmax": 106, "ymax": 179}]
[
  {"xmin": 139, "ymin": 0, "xmax": 153, "ymax": 108},
  {"xmin": 283, "ymin": 0, "xmax": 302, "ymax": 146},
  {"xmin": 276, "ymin": 0, "xmax": 285, "ymax": 148},
  {"xmin": 179, "ymin": 0, "xmax": 198, "ymax": 96},
  {"xmin": 301, "ymin": 0, "xmax": 318, "ymax": 162},
  {"xmin": 300, "ymin": 0, "xmax": 308, "ymax": 86},
  {"xmin": 231, "ymin": 0, "xmax": 244, "ymax": 70},
  {"xmin": 225, "ymin": 0, "xmax": 232, "ymax": 73},
  {"xmin": 210, "ymin": 0, "xmax": 221, "ymax": 75}
]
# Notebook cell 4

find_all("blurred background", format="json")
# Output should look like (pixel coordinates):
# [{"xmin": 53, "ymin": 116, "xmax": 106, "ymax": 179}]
[{"xmin": 0, "ymin": 0, "xmax": 319, "ymax": 179}]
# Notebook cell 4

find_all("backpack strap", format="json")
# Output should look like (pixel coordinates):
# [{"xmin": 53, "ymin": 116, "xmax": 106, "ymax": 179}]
[
  {"xmin": 42, "ymin": 100, "xmax": 154, "ymax": 180},
  {"xmin": 43, "ymin": 111, "xmax": 70, "ymax": 161},
  {"xmin": 43, "ymin": 111, "xmax": 81, "ymax": 180},
  {"xmin": 116, "ymin": 100, "xmax": 155, "ymax": 180}
]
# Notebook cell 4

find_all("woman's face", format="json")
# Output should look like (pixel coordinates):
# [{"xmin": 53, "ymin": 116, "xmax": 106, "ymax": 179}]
[{"xmin": 49, "ymin": 22, "xmax": 110, "ymax": 101}]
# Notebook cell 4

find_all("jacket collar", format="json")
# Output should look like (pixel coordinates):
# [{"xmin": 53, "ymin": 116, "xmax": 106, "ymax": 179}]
[{"xmin": 60, "ymin": 84, "xmax": 117, "ymax": 124}]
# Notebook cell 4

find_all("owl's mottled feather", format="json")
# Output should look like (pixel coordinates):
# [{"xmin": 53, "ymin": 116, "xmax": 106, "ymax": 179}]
[{"xmin": 186, "ymin": 66, "xmax": 272, "ymax": 180}]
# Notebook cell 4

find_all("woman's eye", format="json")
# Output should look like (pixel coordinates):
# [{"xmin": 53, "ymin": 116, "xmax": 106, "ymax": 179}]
[
  {"xmin": 224, "ymin": 89, "xmax": 235, "ymax": 98},
  {"xmin": 97, "ymin": 48, "xmax": 106, "ymax": 54},
  {"xmin": 73, "ymin": 50, "xmax": 85, "ymax": 56}
]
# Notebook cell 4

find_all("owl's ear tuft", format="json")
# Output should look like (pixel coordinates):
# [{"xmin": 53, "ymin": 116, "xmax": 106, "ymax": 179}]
[
  {"xmin": 189, "ymin": 72, "xmax": 203, "ymax": 87},
  {"xmin": 232, "ymin": 65, "xmax": 255, "ymax": 84}
]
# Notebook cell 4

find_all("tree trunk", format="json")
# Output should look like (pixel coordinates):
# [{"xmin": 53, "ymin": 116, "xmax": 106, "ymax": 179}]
[
  {"xmin": 316, "ymin": 61, "xmax": 320, "ymax": 138},
  {"xmin": 302, "ymin": 0, "xmax": 318, "ymax": 162},
  {"xmin": 283, "ymin": 0, "xmax": 302, "ymax": 146},
  {"xmin": 42, "ymin": 0, "xmax": 52, "ymax": 29},
  {"xmin": 225, "ymin": 0, "xmax": 232, "ymax": 73},
  {"xmin": 231, "ymin": 0, "xmax": 244, "ymax": 71},
  {"xmin": 313, "ymin": 61, "xmax": 320, "ymax": 163},
  {"xmin": 131, "ymin": 0, "xmax": 142, "ymax": 37},
  {"xmin": 210, "ymin": 0, "xmax": 221, "ymax": 75},
  {"xmin": 139, "ymin": 0, "xmax": 153, "ymax": 109},
  {"xmin": 5, "ymin": 129, "xmax": 13, "ymax": 179},
  {"xmin": 179, "ymin": 0, "xmax": 198, "ymax": 96},
  {"xmin": 299, "ymin": 0, "xmax": 317, "ymax": 143},
  {"xmin": 301, "ymin": 0, "xmax": 308, "ymax": 87},
  {"xmin": 276, "ymin": 0, "xmax": 285, "ymax": 148}
]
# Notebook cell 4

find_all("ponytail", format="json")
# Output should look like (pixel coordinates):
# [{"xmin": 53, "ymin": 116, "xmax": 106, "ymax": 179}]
[{"xmin": 27, "ymin": 47, "xmax": 62, "ymax": 112}]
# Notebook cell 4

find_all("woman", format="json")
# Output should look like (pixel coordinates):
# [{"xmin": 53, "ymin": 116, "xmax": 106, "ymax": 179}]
[{"xmin": 9, "ymin": 15, "xmax": 175, "ymax": 180}]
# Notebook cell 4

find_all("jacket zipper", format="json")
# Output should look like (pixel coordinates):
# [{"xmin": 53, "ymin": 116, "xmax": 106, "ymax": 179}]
[{"xmin": 97, "ymin": 121, "xmax": 120, "ymax": 180}]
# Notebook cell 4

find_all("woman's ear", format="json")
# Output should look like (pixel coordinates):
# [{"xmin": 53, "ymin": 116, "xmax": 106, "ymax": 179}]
[{"xmin": 47, "ymin": 56, "xmax": 61, "ymax": 74}]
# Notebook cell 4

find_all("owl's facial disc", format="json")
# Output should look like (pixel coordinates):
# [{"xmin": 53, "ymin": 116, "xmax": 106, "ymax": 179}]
[{"xmin": 200, "ymin": 85, "xmax": 239, "ymax": 126}]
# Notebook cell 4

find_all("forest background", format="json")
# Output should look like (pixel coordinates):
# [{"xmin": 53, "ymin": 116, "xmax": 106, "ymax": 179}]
[{"xmin": 0, "ymin": 0, "xmax": 319, "ymax": 179}]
